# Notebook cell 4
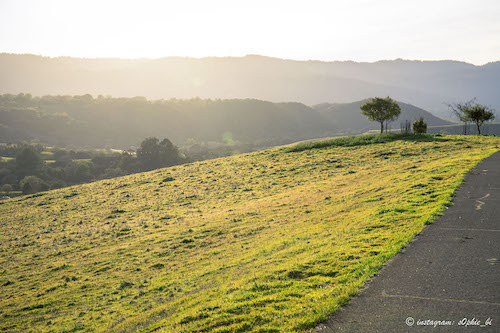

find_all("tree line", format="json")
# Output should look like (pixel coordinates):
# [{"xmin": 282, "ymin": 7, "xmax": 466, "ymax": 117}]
[
  {"xmin": 0, "ymin": 93, "xmax": 336, "ymax": 149},
  {"xmin": 360, "ymin": 96, "xmax": 495, "ymax": 135},
  {"xmin": 0, "ymin": 137, "xmax": 185, "ymax": 196}
]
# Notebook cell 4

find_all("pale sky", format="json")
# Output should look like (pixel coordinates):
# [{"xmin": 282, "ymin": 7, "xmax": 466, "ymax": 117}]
[{"xmin": 0, "ymin": 0, "xmax": 499, "ymax": 65}]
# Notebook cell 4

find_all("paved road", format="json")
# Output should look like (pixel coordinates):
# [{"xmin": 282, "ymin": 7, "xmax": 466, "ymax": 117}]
[{"xmin": 314, "ymin": 151, "xmax": 500, "ymax": 332}]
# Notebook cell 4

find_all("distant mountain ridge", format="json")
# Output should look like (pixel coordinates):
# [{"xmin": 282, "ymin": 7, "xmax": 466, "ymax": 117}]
[{"xmin": 0, "ymin": 54, "xmax": 498, "ymax": 120}]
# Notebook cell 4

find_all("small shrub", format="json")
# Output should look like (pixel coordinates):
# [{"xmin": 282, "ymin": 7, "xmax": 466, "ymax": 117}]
[{"xmin": 413, "ymin": 117, "xmax": 427, "ymax": 134}]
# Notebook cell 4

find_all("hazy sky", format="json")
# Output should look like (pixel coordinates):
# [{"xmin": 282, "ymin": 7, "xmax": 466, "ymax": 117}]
[{"xmin": 1, "ymin": 0, "xmax": 499, "ymax": 64}]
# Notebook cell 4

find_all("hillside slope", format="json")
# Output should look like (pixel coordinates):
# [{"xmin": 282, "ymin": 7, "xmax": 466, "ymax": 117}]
[
  {"xmin": 1, "ymin": 54, "xmax": 499, "ymax": 118},
  {"xmin": 0, "ymin": 96, "xmax": 335, "ymax": 148},
  {"xmin": 1, "ymin": 134, "xmax": 499, "ymax": 332}
]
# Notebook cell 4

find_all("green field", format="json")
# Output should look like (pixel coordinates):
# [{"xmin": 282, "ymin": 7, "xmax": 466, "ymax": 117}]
[{"xmin": 0, "ymin": 134, "xmax": 499, "ymax": 332}]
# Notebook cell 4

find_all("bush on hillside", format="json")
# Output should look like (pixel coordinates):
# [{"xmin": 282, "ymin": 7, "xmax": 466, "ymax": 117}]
[{"xmin": 413, "ymin": 117, "xmax": 427, "ymax": 134}]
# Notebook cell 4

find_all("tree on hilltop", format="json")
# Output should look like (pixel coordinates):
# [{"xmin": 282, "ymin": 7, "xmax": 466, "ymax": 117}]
[
  {"xmin": 449, "ymin": 99, "xmax": 496, "ymax": 135},
  {"xmin": 360, "ymin": 97, "xmax": 401, "ymax": 133}
]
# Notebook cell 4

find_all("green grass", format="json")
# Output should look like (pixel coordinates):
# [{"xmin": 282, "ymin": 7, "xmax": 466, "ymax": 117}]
[
  {"xmin": 1, "ymin": 156, "xmax": 91, "ymax": 164},
  {"xmin": 72, "ymin": 158, "xmax": 92, "ymax": 163},
  {"xmin": 40, "ymin": 151, "xmax": 55, "ymax": 159},
  {"xmin": 288, "ymin": 133, "xmax": 439, "ymax": 151},
  {"xmin": 0, "ymin": 134, "xmax": 499, "ymax": 332}
]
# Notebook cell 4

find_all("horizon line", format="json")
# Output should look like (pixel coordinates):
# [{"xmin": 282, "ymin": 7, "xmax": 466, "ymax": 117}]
[{"xmin": 1, "ymin": 52, "xmax": 498, "ymax": 66}]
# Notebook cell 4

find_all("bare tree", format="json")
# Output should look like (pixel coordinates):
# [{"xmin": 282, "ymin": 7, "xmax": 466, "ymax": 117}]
[
  {"xmin": 448, "ymin": 98, "xmax": 496, "ymax": 135},
  {"xmin": 448, "ymin": 99, "xmax": 474, "ymax": 135},
  {"xmin": 400, "ymin": 120, "xmax": 411, "ymax": 134}
]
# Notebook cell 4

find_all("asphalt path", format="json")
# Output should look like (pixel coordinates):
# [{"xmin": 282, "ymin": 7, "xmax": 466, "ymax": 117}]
[{"xmin": 314, "ymin": 151, "xmax": 500, "ymax": 332}]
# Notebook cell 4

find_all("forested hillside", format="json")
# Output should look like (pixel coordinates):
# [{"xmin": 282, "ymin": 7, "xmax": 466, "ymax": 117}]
[
  {"xmin": 0, "ymin": 94, "xmax": 451, "ymax": 149},
  {"xmin": 0, "ymin": 94, "xmax": 333, "ymax": 148}
]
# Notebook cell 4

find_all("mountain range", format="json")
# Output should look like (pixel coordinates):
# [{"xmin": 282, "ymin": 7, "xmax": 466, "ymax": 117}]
[{"xmin": 1, "ymin": 53, "xmax": 498, "ymax": 120}]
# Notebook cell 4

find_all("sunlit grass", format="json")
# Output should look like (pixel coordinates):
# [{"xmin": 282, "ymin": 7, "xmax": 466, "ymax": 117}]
[
  {"xmin": 0, "ymin": 134, "xmax": 498, "ymax": 332},
  {"xmin": 40, "ymin": 151, "xmax": 55, "ymax": 159}
]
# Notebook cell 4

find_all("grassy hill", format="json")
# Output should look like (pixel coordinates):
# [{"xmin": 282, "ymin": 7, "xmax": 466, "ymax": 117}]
[{"xmin": 1, "ymin": 134, "xmax": 499, "ymax": 332}]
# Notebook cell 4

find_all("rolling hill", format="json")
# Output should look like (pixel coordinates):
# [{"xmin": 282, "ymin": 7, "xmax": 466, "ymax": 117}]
[
  {"xmin": 0, "ymin": 94, "xmax": 452, "ymax": 149},
  {"xmin": 1, "ymin": 134, "xmax": 499, "ymax": 332},
  {"xmin": 1, "ymin": 53, "xmax": 499, "ymax": 119}
]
